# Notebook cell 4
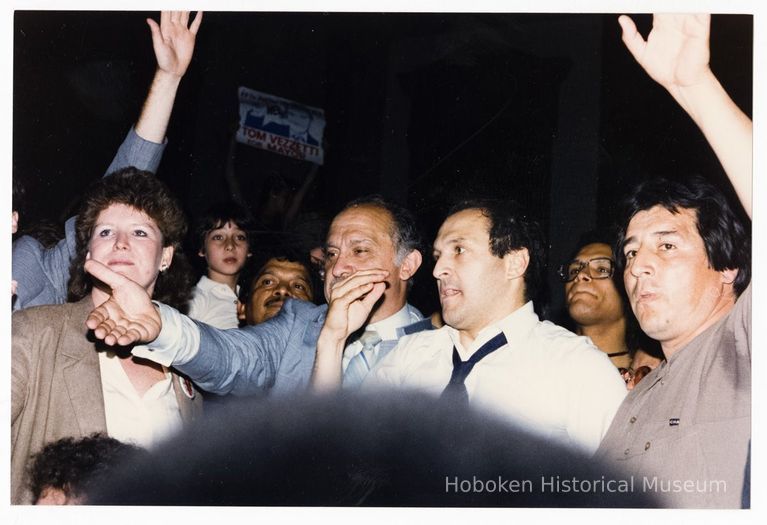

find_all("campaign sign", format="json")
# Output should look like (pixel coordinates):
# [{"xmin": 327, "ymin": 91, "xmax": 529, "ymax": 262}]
[{"xmin": 236, "ymin": 86, "xmax": 325, "ymax": 165}]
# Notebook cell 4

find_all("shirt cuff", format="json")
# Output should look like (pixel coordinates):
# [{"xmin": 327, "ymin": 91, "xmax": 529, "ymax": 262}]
[{"xmin": 131, "ymin": 302, "xmax": 201, "ymax": 367}]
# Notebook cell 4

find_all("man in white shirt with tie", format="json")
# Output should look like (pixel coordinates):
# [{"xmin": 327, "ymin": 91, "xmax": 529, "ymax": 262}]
[{"xmin": 313, "ymin": 199, "xmax": 626, "ymax": 454}]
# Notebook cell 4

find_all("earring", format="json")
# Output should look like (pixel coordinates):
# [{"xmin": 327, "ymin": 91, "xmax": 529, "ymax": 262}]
[{"xmin": 160, "ymin": 264, "xmax": 168, "ymax": 272}]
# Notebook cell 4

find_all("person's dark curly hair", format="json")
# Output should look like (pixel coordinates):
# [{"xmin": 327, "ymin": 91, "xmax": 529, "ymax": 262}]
[
  {"xmin": 28, "ymin": 433, "xmax": 145, "ymax": 504},
  {"xmin": 447, "ymin": 198, "xmax": 545, "ymax": 303},
  {"xmin": 67, "ymin": 167, "xmax": 194, "ymax": 312}
]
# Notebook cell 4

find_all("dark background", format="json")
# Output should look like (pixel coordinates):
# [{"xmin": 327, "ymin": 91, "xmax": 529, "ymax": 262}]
[{"xmin": 12, "ymin": 11, "xmax": 753, "ymax": 317}]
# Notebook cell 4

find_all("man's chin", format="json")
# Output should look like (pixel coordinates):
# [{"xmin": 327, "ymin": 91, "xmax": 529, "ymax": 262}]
[{"xmin": 265, "ymin": 303, "xmax": 284, "ymax": 315}]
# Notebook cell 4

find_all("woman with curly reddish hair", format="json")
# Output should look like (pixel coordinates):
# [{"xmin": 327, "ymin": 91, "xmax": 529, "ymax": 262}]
[{"xmin": 12, "ymin": 168, "xmax": 202, "ymax": 504}]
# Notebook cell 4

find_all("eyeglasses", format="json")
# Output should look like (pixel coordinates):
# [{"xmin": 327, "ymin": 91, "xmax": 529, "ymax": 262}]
[{"xmin": 557, "ymin": 257, "xmax": 615, "ymax": 283}]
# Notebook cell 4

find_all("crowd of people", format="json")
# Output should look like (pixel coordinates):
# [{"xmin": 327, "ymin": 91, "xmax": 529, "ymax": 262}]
[{"xmin": 10, "ymin": 11, "xmax": 752, "ymax": 509}]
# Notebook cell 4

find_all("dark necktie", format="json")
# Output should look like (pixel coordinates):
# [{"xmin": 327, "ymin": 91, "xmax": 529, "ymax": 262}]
[{"xmin": 440, "ymin": 332, "xmax": 508, "ymax": 405}]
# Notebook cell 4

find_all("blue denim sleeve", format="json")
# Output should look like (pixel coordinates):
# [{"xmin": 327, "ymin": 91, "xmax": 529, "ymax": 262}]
[
  {"xmin": 176, "ymin": 300, "xmax": 321, "ymax": 396},
  {"xmin": 104, "ymin": 126, "xmax": 166, "ymax": 176},
  {"xmin": 11, "ymin": 223, "xmax": 73, "ymax": 311}
]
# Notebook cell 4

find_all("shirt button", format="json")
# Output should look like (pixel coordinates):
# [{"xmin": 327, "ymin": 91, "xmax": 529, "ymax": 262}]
[
  {"xmin": 629, "ymin": 416, "xmax": 637, "ymax": 424},
  {"xmin": 644, "ymin": 442, "xmax": 651, "ymax": 451},
  {"xmin": 624, "ymin": 448, "xmax": 630, "ymax": 456}
]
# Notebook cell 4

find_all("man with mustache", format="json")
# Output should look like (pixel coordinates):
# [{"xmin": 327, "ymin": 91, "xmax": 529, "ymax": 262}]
[
  {"xmin": 237, "ymin": 252, "xmax": 316, "ymax": 326},
  {"xmin": 83, "ymin": 196, "xmax": 431, "ymax": 395},
  {"xmin": 593, "ymin": 14, "xmax": 752, "ymax": 508},
  {"xmin": 313, "ymin": 198, "xmax": 627, "ymax": 455}
]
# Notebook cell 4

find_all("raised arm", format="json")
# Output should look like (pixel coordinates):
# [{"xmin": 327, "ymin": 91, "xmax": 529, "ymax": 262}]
[
  {"xmin": 12, "ymin": 12, "xmax": 202, "ymax": 312},
  {"xmin": 619, "ymin": 14, "xmax": 752, "ymax": 217},
  {"xmin": 105, "ymin": 11, "xmax": 203, "ymax": 175},
  {"xmin": 135, "ymin": 10, "xmax": 202, "ymax": 142}
]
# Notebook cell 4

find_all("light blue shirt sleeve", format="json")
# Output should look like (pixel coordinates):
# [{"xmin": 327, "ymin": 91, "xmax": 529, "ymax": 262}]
[
  {"xmin": 132, "ymin": 302, "xmax": 202, "ymax": 367},
  {"xmin": 105, "ymin": 126, "xmax": 166, "ymax": 175},
  {"xmin": 134, "ymin": 299, "xmax": 321, "ymax": 397}
]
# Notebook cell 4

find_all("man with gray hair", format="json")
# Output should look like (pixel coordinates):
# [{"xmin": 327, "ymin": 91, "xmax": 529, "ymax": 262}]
[{"xmin": 83, "ymin": 196, "xmax": 432, "ymax": 395}]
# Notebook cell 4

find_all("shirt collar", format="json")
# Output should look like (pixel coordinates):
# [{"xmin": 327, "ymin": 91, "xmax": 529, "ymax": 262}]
[
  {"xmin": 197, "ymin": 275, "xmax": 240, "ymax": 295},
  {"xmin": 365, "ymin": 304, "xmax": 413, "ymax": 341},
  {"xmin": 445, "ymin": 301, "xmax": 537, "ymax": 354}
]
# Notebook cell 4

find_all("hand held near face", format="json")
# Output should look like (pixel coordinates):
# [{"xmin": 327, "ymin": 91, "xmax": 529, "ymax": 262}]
[
  {"xmin": 311, "ymin": 270, "xmax": 388, "ymax": 393},
  {"xmin": 323, "ymin": 270, "xmax": 389, "ymax": 342},
  {"xmin": 84, "ymin": 259, "xmax": 161, "ymax": 346}
]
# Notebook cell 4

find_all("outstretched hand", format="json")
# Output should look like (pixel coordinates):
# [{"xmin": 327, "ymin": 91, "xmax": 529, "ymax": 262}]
[
  {"xmin": 619, "ymin": 14, "xmax": 711, "ymax": 95},
  {"xmin": 147, "ymin": 11, "xmax": 203, "ymax": 79},
  {"xmin": 85, "ymin": 259, "xmax": 161, "ymax": 346}
]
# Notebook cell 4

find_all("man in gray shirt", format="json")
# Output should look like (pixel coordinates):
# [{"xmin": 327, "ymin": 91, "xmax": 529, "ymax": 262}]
[{"xmin": 594, "ymin": 13, "xmax": 752, "ymax": 508}]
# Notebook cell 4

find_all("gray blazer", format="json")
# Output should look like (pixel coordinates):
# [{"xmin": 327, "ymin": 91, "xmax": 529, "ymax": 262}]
[{"xmin": 11, "ymin": 297, "xmax": 203, "ymax": 504}]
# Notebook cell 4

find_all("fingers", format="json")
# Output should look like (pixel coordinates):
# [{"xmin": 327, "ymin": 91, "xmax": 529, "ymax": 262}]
[
  {"xmin": 190, "ymin": 11, "xmax": 203, "ymax": 34},
  {"xmin": 326, "ymin": 271, "xmax": 387, "ymax": 310},
  {"xmin": 90, "ymin": 315, "xmax": 119, "ymax": 345},
  {"xmin": 328, "ymin": 272, "xmax": 388, "ymax": 308},
  {"xmin": 359, "ymin": 282, "xmax": 386, "ymax": 311},
  {"xmin": 86, "ymin": 306, "xmax": 145, "ymax": 346},
  {"xmin": 146, "ymin": 17, "xmax": 161, "ymax": 42},
  {"xmin": 84, "ymin": 259, "xmax": 130, "ymax": 290},
  {"xmin": 118, "ymin": 330, "xmax": 142, "ymax": 347},
  {"xmin": 86, "ymin": 305, "xmax": 107, "ymax": 330},
  {"xmin": 159, "ymin": 11, "xmax": 171, "ymax": 40},
  {"xmin": 618, "ymin": 14, "xmax": 645, "ymax": 63},
  {"xmin": 86, "ymin": 306, "xmax": 121, "ymax": 345},
  {"xmin": 117, "ymin": 324, "xmax": 143, "ymax": 347},
  {"xmin": 691, "ymin": 14, "xmax": 711, "ymax": 34},
  {"xmin": 159, "ymin": 11, "xmax": 200, "ymax": 33},
  {"xmin": 331, "ymin": 281, "xmax": 377, "ymax": 308},
  {"xmin": 328, "ymin": 270, "xmax": 389, "ymax": 298}
]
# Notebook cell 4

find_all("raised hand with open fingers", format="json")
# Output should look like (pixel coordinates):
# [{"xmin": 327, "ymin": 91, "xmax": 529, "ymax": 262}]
[
  {"xmin": 618, "ymin": 13, "xmax": 752, "ymax": 218},
  {"xmin": 618, "ymin": 14, "xmax": 711, "ymax": 99},
  {"xmin": 146, "ymin": 11, "xmax": 203, "ymax": 79},
  {"xmin": 85, "ymin": 259, "xmax": 161, "ymax": 346}
]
